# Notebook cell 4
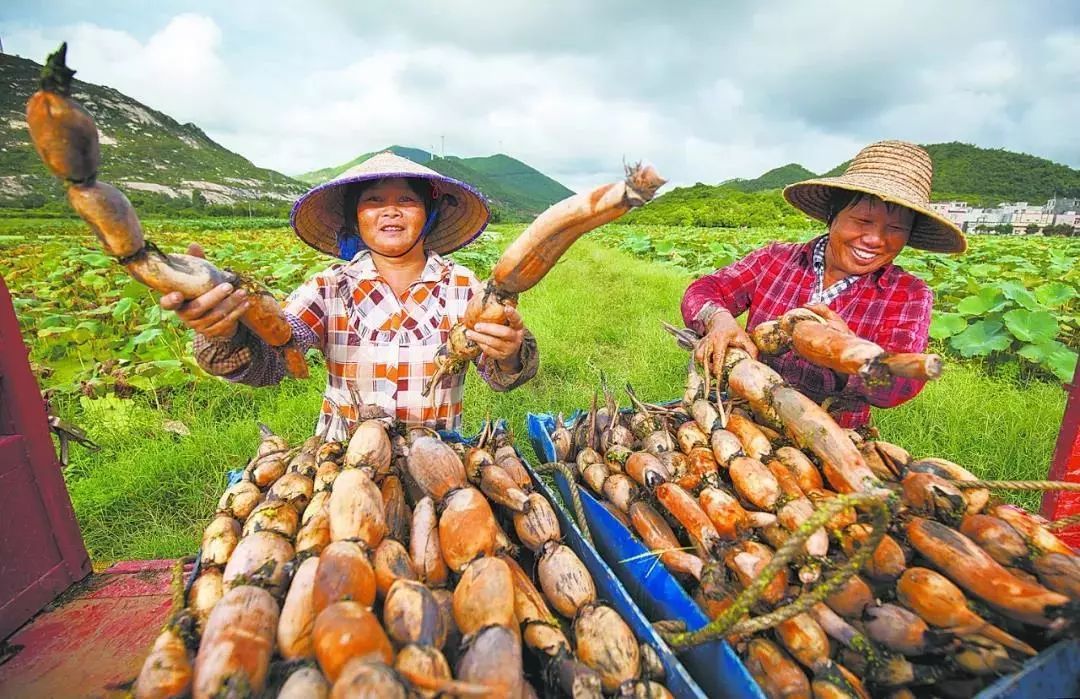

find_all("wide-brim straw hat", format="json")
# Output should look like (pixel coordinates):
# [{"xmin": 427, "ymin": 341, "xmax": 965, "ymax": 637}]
[
  {"xmin": 290, "ymin": 151, "xmax": 491, "ymax": 258},
  {"xmin": 783, "ymin": 140, "xmax": 966, "ymax": 254}
]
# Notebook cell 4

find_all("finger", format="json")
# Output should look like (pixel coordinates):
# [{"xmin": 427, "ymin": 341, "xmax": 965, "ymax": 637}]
[
  {"xmin": 503, "ymin": 305, "xmax": 524, "ymax": 330},
  {"xmin": 472, "ymin": 322, "xmax": 519, "ymax": 341},
  {"xmin": 203, "ymin": 297, "xmax": 250, "ymax": 337},
  {"xmin": 735, "ymin": 335, "xmax": 760, "ymax": 360},
  {"xmin": 467, "ymin": 329, "xmax": 516, "ymax": 353},
  {"xmin": 160, "ymin": 291, "xmax": 185, "ymax": 310},
  {"xmin": 193, "ymin": 289, "xmax": 248, "ymax": 330},
  {"xmin": 710, "ymin": 337, "xmax": 729, "ymax": 379},
  {"xmin": 187, "ymin": 242, "xmax": 206, "ymax": 259},
  {"xmin": 694, "ymin": 338, "xmax": 707, "ymax": 366},
  {"xmin": 176, "ymin": 283, "xmax": 237, "ymax": 322},
  {"xmin": 472, "ymin": 336, "xmax": 511, "ymax": 360}
]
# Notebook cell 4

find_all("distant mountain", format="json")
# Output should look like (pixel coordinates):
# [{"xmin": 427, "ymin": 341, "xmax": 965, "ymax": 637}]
[
  {"xmin": 0, "ymin": 52, "xmax": 305, "ymax": 212},
  {"xmin": 721, "ymin": 163, "xmax": 818, "ymax": 193},
  {"xmin": 628, "ymin": 142, "xmax": 1080, "ymax": 227},
  {"xmin": 294, "ymin": 145, "xmax": 433, "ymax": 185},
  {"xmin": 823, "ymin": 142, "xmax": 1080, "ymax": 205},
  {"xmin": 296, "ymin": 148, "xmax": 574, "ymax": 221}
]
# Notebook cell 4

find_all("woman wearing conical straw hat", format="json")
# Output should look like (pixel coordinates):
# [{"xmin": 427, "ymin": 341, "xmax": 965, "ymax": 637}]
[
  {"xmin": 682, "ymin": 141, "xmax": 966, "ymax": 429},
  {"xmin": 160, "ymin": 152, "xmax": 538, "ymax": 436}
]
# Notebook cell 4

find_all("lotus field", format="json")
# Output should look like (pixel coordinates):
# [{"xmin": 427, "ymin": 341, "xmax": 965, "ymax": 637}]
[
  {"xmin": 3, "ymin": 218, "xmax": 1076, "ymax": 396},
  {"xmin": 2, "ymin": 216, "xmax": 1072, "ymax": 559},
  {"xmin": 594, "ymin": 225, "xmax": 1079, "ymax": 381}
]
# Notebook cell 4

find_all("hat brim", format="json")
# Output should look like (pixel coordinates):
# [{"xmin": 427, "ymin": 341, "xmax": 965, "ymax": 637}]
[
  {"xmin": 290, "ymin": 170, "xmax": 491, "ymax": 259},
  {"xmin": 784, "ymin": 174, "xmax": 967, "ymax": 254}
]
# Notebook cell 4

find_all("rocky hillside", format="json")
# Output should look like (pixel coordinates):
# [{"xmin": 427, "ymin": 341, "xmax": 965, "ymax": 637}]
[{"xmin": 1, "ymin": 52, "xmax": 305, "ymax": 210}]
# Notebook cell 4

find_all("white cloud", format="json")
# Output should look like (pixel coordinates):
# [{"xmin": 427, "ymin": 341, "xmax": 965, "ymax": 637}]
[
  {"xmin": 3, "ymin": 3, "xmax": 1079, "ymax": 191},
  {"xmin": 5, "ymin": 14, "xmax": 229, "ymax": 128}
]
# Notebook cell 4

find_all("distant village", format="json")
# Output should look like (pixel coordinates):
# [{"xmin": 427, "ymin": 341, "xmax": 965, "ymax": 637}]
[{"xmin": 929, "ymin": 196, "xmax": 1080, "ymax": 236}]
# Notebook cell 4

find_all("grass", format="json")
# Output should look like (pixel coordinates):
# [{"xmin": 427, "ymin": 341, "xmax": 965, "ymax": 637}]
[{"xmin": 51, "ymin": 237, "xmax": 1068, "ymax": 561}]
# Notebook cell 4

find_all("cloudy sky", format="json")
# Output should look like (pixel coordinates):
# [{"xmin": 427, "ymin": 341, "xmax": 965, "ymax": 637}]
[{"xmin": 4, "ymin": 1, "xmax": 1079, "ymax": 191}]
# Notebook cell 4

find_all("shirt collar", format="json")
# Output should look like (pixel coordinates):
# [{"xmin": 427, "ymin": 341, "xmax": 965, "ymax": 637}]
[{"xmin": 341, "ymin": 250, "xmax": 452, "ymax": 283}]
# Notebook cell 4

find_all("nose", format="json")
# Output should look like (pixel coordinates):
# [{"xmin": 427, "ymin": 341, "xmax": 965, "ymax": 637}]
[{"xmin": 861, "ymin": 223, "xmax": 887, "ymax": 248}]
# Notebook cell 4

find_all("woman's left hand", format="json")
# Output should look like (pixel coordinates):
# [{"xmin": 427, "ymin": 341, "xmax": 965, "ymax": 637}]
[
  {"xmin": 468, "ymin": 305, "xmax": 526, "ymax": 371},
  {"xmin": 805, "ymin": 303, "xmax": 854, "ymax": 335}
]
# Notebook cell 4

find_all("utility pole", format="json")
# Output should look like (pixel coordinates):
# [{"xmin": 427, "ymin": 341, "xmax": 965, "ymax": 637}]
[{"xmin": 441, "ymin": 135, "xmax": 445, "ymax": 158}]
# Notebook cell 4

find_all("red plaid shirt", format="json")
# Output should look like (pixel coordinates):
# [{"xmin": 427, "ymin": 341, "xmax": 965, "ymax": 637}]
[
  {"xmin": 681, "ymin": 236, "xmax": 934, "ymax": 428},
  {"xmin": 194, "ymin": 251, "xmax": 537, "ymax": 435}
]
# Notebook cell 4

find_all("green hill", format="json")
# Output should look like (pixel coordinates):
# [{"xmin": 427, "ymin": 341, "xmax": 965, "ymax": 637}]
[
  {"xmin": 296, "ymin": 149, "xmax": 574, "ymax": 221},
  {"xmin": 630, "ymin": 142, "xmax": 1080, "ymax": 227},
  {"xmin": 452, "ymin": 153, "xmax": 574, "ymax": 205},
  {"xmin": 294, "ymin": 145, "xmax": 434, "ymax": 184},
  {"xmin": 620, "ymin": 183, "xmax": 814, "ymax": 228},
  {"xmin": 0, "ymin": 52, "xmax": 306, "ymax": 214},
  {"xmin": 823, "ymin": 142, "xmax": 1080, "ymax": 205},
  {"xmin": 721, "ymin": 163, "xmax": 818, "ymax": 193}
]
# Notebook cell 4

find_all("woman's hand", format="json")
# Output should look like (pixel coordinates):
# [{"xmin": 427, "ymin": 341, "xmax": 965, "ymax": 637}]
[
  {"xmin": 695, "ymin": 308, "xmax": 758, "ymax": 378},
  {"xmin": 159, "ymin": 243, "xmax": 250, "ymax": 339},
  {"xmin": 805, "ymin": 303, "xmax": 854, "ymax": 335},
  {"xmin": 468, "ymin": 305, "xmax": 526, "ymax": 372}
]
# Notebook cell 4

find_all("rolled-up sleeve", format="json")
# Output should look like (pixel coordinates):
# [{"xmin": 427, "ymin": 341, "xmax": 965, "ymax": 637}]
[
  {"xmin": 681, "ymin": 245, "xmax": 778, "ymax": 334},
  {"xmin": 476, "ymin": 329, "xmax": 539, "ymax": 392},
  {"xmin": 192, "ymin": 273, "xmax": 329, "ymax": 387}
]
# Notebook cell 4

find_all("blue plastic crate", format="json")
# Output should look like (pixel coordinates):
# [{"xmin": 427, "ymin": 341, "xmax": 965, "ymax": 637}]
[
  {"xmin": 440, "ymin": 427, "xmax": 713, "ymax": 698},
  {"xmin": 525, "ymin": 412, "xmax": 1080, "ymax": 699},
  {"xmin": 525, "ymin": 413, "xmax": 763, "ymax": 699}
]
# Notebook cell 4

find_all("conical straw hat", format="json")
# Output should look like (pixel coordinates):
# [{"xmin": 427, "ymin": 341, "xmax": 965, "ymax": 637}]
[
  {"xmin": 783, "ymin": 141, "xmax": 966, "ymax": 253},
  {"xmin": 290, "ymin": 151, "xmax": 491, "ymax": 258}
]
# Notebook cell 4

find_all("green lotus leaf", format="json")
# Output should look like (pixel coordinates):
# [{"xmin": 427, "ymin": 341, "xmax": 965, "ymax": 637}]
[
  {"xmin": 1003, "ymin": 309, "xmax": 1059, "ymax": 344},
  {"xmin": 998, "ymin": 280, "xmax": 1042, "ymax": 311},
  {"xmin": 1019, "ymin": 340, "xmax": 1079, "ymax": 383},
  {"xmin": 929, "ymin": 312, "xmax": 967, "ymax": 340},
  {"xmin": 956, "ymin": 287, "xmax": 1007, "ymax": 316},
  {"xmin": 948, "ymin": 318, "xmax": 1012, "ymax": 357},
  {"xmin": 1035, "ymin": 282, "xmax": 1077, "ymax": 308}
]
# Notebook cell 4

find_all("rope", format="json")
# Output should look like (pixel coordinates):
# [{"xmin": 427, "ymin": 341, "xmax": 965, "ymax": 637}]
[
  {"xmin": 662, "ymin": 491, "xmax": 896, "ymax": 650},
  {"xmin": 950, "ymin": 479, "xmax": 1080, "ymax": 493},
  {"xmin": 536, "ymin": 461, "xmax": 594, "ymax": 547},
  {"xmin": 1048, "ymin": 511, "xmax": 1080, "ymax": 531}
]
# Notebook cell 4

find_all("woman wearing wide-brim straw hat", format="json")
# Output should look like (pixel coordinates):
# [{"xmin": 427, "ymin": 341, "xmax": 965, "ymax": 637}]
[
  {"xmin": 161, "ymin": 152, "xmax": 538, "ymax": 435},
  {"xmin": 682, "ymin": 140, "xmax": 966, "ymax": 429}
]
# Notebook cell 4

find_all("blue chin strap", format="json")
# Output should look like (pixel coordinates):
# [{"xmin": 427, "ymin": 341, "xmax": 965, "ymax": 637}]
[{"xmin": 338, "ymin": 208, "xmax": 440, "ymax": 261}]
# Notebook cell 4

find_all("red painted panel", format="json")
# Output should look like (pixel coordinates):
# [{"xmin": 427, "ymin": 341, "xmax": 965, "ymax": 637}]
[
  {"xmin": 0, "ymin": 275, "xmax": 90, "ymax": 640},
  {"xmin": 1043, "ymin": 375, "xmax": 1080, "ymax": 549},
  {"xmin": 0, "ymin": 439, "xmax": 64, "ymax": 599},
  {"xmin": 0, "ymin": 562, "xmax": 180, "ymax": 699}
]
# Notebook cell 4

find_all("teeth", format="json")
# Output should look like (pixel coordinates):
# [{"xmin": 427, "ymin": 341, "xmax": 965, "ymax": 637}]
[{"xmin": 852, "ymin": 248, "xmax": 875, "ymax": 261}]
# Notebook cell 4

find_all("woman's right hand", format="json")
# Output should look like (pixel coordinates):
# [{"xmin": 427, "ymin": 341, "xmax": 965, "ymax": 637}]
[
  {"xmin": 159, "ymin": 243, "xmax": 250, "ymax": 339},
  {"xmin": 694, "ymin": 308, "xmax": 759, "ymax": 378}
]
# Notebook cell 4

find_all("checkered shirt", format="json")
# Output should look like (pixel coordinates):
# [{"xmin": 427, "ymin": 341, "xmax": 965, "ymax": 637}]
[
  {"xmin": 681, "ymin": 235, "xmax": 934, "ymax": 428},
  {"xmin": 194, "ymin": 251, "xmax": 537, "ymax": 435},
  {"xmin": 810, "ymin": 236, "xmax": 858, "ymax": 304}
]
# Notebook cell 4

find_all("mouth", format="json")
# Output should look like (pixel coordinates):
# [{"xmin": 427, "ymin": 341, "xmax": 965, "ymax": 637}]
[
  {"xmin": 379, "ymin": 224, "xmax": 406, "ymax": 233},
  {"xmin": 850, "ymin": 247, "xmax": 878, "ymax": 263}
]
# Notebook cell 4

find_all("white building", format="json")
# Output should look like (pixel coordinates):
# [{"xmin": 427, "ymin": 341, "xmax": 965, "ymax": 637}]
[{"xmin": 928, "ymin": 197, "xmax": 1079, "ymax": 234}]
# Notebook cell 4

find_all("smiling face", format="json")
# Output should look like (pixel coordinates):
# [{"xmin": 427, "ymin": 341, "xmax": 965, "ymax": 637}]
[
  {"xmin": 824, "ymin": 194, "xmax": 914, "ymax": 283},
  {"xmin": 355, "ymin": 177, "xmax": 429, "ymax": 257}
]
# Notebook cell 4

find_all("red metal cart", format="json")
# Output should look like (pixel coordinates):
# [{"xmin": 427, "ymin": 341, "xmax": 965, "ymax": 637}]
[{"xmin": 0, "ymin": 276, "xmax": 186, "ymax": 698}]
